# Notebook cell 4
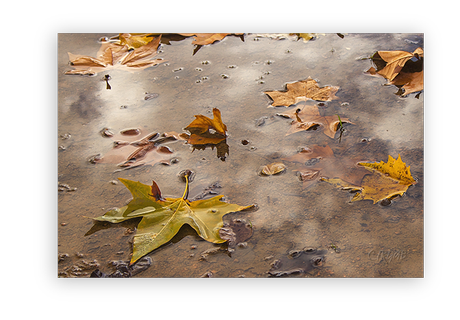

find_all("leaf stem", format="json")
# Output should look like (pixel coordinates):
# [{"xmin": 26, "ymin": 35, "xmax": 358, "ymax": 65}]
[
  {"xmin": 182, "ymin": 173, "xmax": 190, "ymax": 200},
  {"xmin": 336, "ymin": 114, "xmax": 343, "ymax": 129}
]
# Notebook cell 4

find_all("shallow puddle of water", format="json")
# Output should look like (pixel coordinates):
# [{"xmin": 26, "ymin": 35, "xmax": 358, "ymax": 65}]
[{"xmin": 58, "ymin": 33, "xmax": 423, "ymax": 278}]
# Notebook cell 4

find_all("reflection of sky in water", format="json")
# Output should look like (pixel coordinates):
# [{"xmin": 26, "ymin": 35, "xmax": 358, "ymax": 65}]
[{"xmin": 58, "ymin": 33, "xmax": 424, "ymax": 278}]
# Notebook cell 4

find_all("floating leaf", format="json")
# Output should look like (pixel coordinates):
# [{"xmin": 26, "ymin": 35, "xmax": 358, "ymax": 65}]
[
  {"xmin": 115, "ymin": 33, "xmax": 158, "ymax": 49},
  {"xmin": 259, "ymin": 162, "xmax": 286, "ymax": 176},
  {"xmin": 321, "ymin": 154, "xmax": 416, "ymax": 204},
  {"xmin": 265, "ymin": 77, "xmax": 339, "ymax": 107},
  {"xmin": 184, "ymin": 108, "xmax": 229, "ymax": 160},
  {"xmin": 91, "ymin": 175, "xmax": 255, "ymax": 264}
]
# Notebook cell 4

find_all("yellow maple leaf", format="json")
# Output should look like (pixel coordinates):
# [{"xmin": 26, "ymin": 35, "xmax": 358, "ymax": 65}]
[
  {"xmin": 321, "ymin": 154, "xmax": 416, "ymax": 204},
  {"xmin": 359, "ymin": 154, "xmax": 415, "ymax": 185}
]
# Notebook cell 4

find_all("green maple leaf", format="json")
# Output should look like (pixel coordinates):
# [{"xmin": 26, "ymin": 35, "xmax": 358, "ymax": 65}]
[{"xmin": 92, "ymin": 174, "xmax": 254, "ymax": 264}]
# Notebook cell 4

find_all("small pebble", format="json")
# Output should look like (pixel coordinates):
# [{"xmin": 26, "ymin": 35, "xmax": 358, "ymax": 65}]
[{"xmin": 61, "ymin": 222, "xmax": 67, "ymax": 226}]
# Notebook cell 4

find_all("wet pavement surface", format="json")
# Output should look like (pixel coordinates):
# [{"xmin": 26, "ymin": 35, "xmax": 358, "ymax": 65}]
[{"xmin": 58, "ymin": 33, "xmax": 423, "ymax": 278}]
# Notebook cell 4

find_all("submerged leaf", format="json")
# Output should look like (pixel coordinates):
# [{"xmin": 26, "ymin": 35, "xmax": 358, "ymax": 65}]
[
  {"xmin": 92, "ymin": 176, "xmax": 255, "ymax": 264},
  {"xmin": 283, "ymin": 145, "xmax": 367, "ymax": 189},
  {"xmin": 95, "ymin": 130, "xmax": 176, "ymax": 169},
  {"xmin": 277, "ymin": 104, "xmax": 352, "ymax": 139}
]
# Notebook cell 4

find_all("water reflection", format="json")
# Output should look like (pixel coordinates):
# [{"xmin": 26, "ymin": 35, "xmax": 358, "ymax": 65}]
[
  {"xmin": 58, "ymin": 33, "xmax": 424, "ymax": 278},
  {"xmin": 190, "ymin": 139, "xmax": 229, "ymax": 161},
  {"xmin": 69, "ymin": 92, "xmax": 101, "ymax": 120}
]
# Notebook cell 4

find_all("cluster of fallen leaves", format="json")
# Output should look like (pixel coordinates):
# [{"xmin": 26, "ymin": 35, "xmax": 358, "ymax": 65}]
[
  {"xmin": 65, "ymin": 33, "xmax": 244, "ymax": 75},
  {"xmin": 65, "ymin": 35, "xmax": 164, "ymax": 76},
  {"xmin": 281, "ymin": 145, "xmax": 416, "ymax": 203},
  {"xmin": 95, "ymin": 108, "xmax": 230, "ymax": 169},
  {"xmin": 80, "ymin": 35, "xmax": 421, "ymax": 266},
  {"xmin": 261, "ymin": 70, "xmax": 418, "ymax": 204}
]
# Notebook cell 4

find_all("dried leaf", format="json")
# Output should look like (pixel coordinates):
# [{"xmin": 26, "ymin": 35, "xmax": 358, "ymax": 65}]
[
  {"xmin": 184, "ymin": 108, "xmax": 227, "ymax": 144},
  {"xmin": 116, "ymin": 33, "xmax": 158, "ymax": 49},
  {"xmin": 265, "ymin": 77, "xmax": 339, "ymax": 107},
  {"xmin": 367, "ymin": 47, "xmax": 423, "ymax": 96},
  {"xmin": 65, "ymin": 35, "xmax": 164, "ymax": 75},
  {"xmin": 260, "ymin": 162, "xmax": 286, "ymax": 176},
  {"xmin": 321, "ymin": 154, "xmax": 416, "ymax": 204},
  {"xmin": 178, "ymin": 33, "xmax": 243, "ymax": 45}
]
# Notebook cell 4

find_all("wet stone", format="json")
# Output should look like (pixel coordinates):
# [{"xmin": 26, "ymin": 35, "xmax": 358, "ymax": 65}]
[
  {"xmin": 178, "ymin": 169, "xmax": 195, "ymax": 183},
  {"xmin": 58, "ymin": 183, "xmax": 77, "ymax": 192},
  {"xmin": 100, "ymin": 127, "xmax": 114, "ymax": 137},
  {"xmin": 255, "ymin": 116, "xmax": 268, "ymax": 126},
  {"xmin": 304, "ymin": 158, "xmax": 320, "ymax": 166},
  {"xmin": 267, "ymin": 248, "xmax": 326, "ymax": 277},
  {"xmin": 219, "ymin": 218, "xmax": 253, "ymax": 248},
  {"xmin": 200, "ymin": 271, "xmax": 214, "ymax": 278},
  {"xmin": 144, "ymin": 93, "xmax": 159, "ymax": 100},
  {"xmin": 189, "ymin": 182, "xmax": 222, "ymax": 201},
  {"xmin": 87, "ymin": 154, "xmax": 101, "ymax": 164},
  {"xmin": 90, "ymin": 256, "xmax": 152, "ymax": 278},
  {"xmin": 120, "ymin": 128, "xmax": 140, "ymax": 136}
]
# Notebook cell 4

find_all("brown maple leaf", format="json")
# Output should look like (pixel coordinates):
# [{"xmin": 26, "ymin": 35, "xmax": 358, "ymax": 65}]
[
  {"xmin": 282, "ymin": 145, "xmax": 368, "ymax": 189},
  {"xmin": 277, "ymin": 104, "xmax": 352, "ymax": 139},
  {"xmin": 184, "ymin": 108, "xmax": 227, "ymax": 144},
  {"xmin": 178, "ymin": 33, "xmax": 243, "ymax": 45},
  {"xmin": 265, "ymin": 77, "xmax": 339, "ymax": 107},
  {"xmin": 366, "ymin": 47, "xmax": 423, "ymax": 96},
  {"xmin": 183, "ymin": 108, "xmax": 229, "ymax": 161},
  {"xmin": 65, "ymin": 35, "xmax": 164, "ymax": 76}
]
